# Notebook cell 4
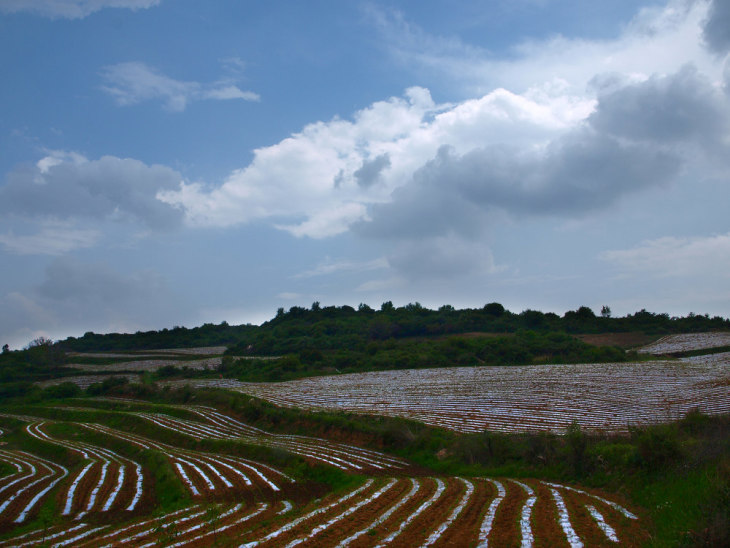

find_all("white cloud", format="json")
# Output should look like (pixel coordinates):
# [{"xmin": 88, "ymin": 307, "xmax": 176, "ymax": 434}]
[
  {"xmin": 0, "ymin": 0, "xmax": 160, "ymax": 19},
  {"xmin": 159, "ymin": 84, "xmax": 592, "ymax": 236},
  {"xmin": 601, "ymin": 233, "xmax": 730, "ymax": 278},
  {"xmin": 0, "ymin": 224, "xmax": 100, "ymax": 255},
  {"xmin": 367, "ymin": 0, "xmax": 721, "ymax": 95},
  {"xmin": 100, "ymin": 62, "xmax": 259, "ymax": 112},
  {"xmin": 203, "ymin": 86, "xmax": 260, "ymax": 102}
]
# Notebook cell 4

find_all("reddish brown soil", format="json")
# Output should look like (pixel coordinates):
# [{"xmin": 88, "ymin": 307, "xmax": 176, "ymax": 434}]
[
  {"xmin": 436, "ymin": 479, "xmax": 492, "ymax": 547},
  {"xmin": 350, "ymin": 478, "xmax": 437, "ymax": 548},
  {"xmin": 388, "ymin": 477, "xmax": 462, "ymax": 548},
  {"xmin": 532, "ymin": 481, "xmax": 568, "ymax": 547},
  {"xmin": 299, "ymin": 479, "xmax": 411, "ymax": 547},
  {"xmin": 574, "ymin": 332, "xmax": 660, "ymax": 349},
  {"xmin": 485, "ymin": 479, "xmax": 525, "ymax": 547}
]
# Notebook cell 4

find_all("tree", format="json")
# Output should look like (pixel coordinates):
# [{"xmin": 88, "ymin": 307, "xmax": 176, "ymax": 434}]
[
  {"xmin": 26, "ymin": 336, "xmax": 53, "ymax": 349},
  {"xmin": 1, "ymin": 344, "xmax": 8, "ymax": 354},
  {"xmin": 601, "ymin": 305, "xmax": 612, "ymax": 318},
  {"xmin": 483, "ymin": 302, "xmax": 505, "ymax": 316},
  {"xmin": 25, "ymin": 336, "xmax": 64, "ymax": 372}
]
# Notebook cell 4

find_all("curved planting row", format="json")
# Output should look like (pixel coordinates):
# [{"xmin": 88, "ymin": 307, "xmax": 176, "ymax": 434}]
[
  {"xmin": 0, "ymin": 449, "xmax": 67, "ymax": 524},
  {"xmin": 24, "ymin": 422, "xmax": 144, "ymax": 519},
  {"xmin": 230, "ymin": 476, "xmax": 641, "ymax": 547},
  {"xmin": 187, "ymin": 358, "xmax": 730, "ymax": 434},
  {"xmin": 0, "ymin": 474, "xmax": 641, "ymax": 546},
  {"xmin": 80, "ymin": 422, "xmax": 292, "ymax": 497},
  {"xmin": 131, "ymin": 406, "xmax": 408, "ymax": 473},
  {"xmin": 0, "ymin": 499, "xmax": 294, "ymax": 548}
]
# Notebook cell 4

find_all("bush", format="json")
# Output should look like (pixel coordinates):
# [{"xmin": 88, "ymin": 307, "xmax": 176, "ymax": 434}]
[
  {"xmin": 42, "ymin": 382, "xmax": 81, "ymax": 399},
  {"xmin": 631, "ymin": 424, "xmax": 682, "ymax": 470}
]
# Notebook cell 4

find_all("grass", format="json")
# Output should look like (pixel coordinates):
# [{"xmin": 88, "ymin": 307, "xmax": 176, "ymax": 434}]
[{"xmin": 141, "ymin": 449, "xmax": 191, "ymax": 510}]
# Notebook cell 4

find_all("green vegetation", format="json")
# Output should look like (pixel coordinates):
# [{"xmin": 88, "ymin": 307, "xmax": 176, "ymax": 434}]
[
  {"xmin": 48, "ymin": 302, "xmax": 729, "ymax": 355},
  {"xmin": 3, "ymin": 302, "xmax": 726, "ymax": 386},
  {"xmin": 220, "ymin": 329, "xmax": 631, "ymax": 382},
  {"xmin": 58, "ymin": 321, "xmax": 252, "ymax": 351}
]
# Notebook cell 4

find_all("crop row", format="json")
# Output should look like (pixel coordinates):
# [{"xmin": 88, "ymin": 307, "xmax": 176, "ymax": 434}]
[
  {"xmin": 130, "ymin": 406, "xmax": 409, "ymax": 473},
  {"xmin": 66, "ymin": 357, "xmax": 223, "ymax": 373},
  {"xmin": 0, "ymin": 499, "xmax": 293, "ymax": 548},
  {"xmin": 638, "ymin": 332, "xmax": 730, "ymax": 354},
  {"xmin": 0, "ymin": 449, "xmax": 67, "ymax": 525},
  {"xmin": 80, "ymin": 422, "xmax": 292, "ymax": 497},
  {"xmin": 24, "ymin": 422, "xmax": 144, "ymax": 519},
  {"xmin": 0, "ymin": 472, "xmax": 642, "ymax": 546},
  {"xmin": 230, "ymin": 476, "xmax": 640, "ymax": 547},
  {"xmin": 181, "ymin": 358, "xmax": 730, "ymax": 434}
]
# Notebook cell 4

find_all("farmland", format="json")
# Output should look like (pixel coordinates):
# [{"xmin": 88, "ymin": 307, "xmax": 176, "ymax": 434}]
[
  {"xmin": 637, "ymin": 332, "xmax": 730, "ymax": 355},
  {"xmin": 0, "ymin": 398, "xmax": 647, "ymax": 547},
  {"xmin": 1, "ymin": 309, "xmax": 729, "ymax": 545},
  {"xmin": 168, "ymin": 355, "xmax": 730, "ymax": 435}
]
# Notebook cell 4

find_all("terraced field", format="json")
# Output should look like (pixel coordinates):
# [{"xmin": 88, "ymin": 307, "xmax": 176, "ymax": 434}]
[
  {"xmin": 171, "ymin": 353, "xmax": 730, "ymax": 434},
  {"xmin": 637, "ymin": 332, "xmax": 730, "ymax": 354},
  {"xmin": 62, "ymin": 346, "xmax": 226, "ymax": 374},
  {"xmin": 0, "ymin": 400, "xmax": 646, "ymax": 546}
]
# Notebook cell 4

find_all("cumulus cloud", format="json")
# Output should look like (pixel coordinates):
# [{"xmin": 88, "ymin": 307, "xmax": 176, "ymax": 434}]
[
  {"xmin": 101, "ymin": 62, "xmax": 260, "ymax": 112},
  {"xmin": 357, "ymin": 133, "xmax": 680, "ymax": 240},
  {"xmin": 159, "ymin": 85, "xmax": 592, "ymax": 237},
  {"xmin": 0, "ymin": 0, "xmax": 160, "ymax": 19},
  {"xmin": 354, "ymin": 153, "xmax": 391, "ymax": 188},
  {"xmin": 0, "ymin": 151, "xmax": 184, "ymax": 229},
  {"xmin": 589, "ymin": 64, "xmax": 730, "ymax": 149}
]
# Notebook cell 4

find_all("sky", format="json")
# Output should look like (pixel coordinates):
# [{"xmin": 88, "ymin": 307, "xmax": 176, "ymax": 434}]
[{"xmin": 1, "ymin": 0, "xmax": 730, "ymax": 348}]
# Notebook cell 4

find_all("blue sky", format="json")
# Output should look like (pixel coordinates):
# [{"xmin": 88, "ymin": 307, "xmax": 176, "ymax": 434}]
[{"xmin": 1, "ymin": 0, "xmax": 730, "ymax": 348}]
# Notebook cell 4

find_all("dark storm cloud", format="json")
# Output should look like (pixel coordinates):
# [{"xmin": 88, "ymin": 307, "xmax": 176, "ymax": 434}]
[
  {"xmin": 703, "ymin": 0, "xmax": 730, "ymax": 54},
  {"xmin": 354, "ymin": 153, "xmax": 391, "ymax": 188},
  {"xmin": 0, "ymin": 156, "xmax": 184, "ymax": 229}
]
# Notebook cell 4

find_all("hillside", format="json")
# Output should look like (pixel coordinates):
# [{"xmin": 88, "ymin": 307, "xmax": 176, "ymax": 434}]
[{"xmin": 0, "ymin": 305, "xmax": 729, "ymax": 545}]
